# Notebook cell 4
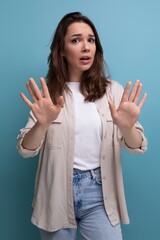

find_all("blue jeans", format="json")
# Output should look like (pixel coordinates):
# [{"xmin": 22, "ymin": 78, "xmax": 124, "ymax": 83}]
[{"xmin": 40, "ymin": 168, "xmax": 123, "ymax": 240}]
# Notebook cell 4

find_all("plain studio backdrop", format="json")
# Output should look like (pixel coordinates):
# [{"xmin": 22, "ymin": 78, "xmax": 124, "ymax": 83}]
[{"xmin": 0, "ymin": 0, "xmax": 160, "ymax": 239}]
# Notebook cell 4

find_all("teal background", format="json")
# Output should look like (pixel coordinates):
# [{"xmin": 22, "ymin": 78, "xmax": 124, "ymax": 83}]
[{"xmin": 1, "ymin": 0, "xmax": 160, "ymax": 239}]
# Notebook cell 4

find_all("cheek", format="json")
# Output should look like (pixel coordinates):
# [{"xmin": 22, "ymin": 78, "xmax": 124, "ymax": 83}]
[
  {"xmin": 64, "ymin": 48, "xmax": 77, "ymax": 61},
  {"xmin": 91, "ymin": 49, "xmax": 96, "ymax": 62},
  {"xmin": 93, "ymin": 46, "xmax": 96, "ymax": 56},
  {"xmin": 65, "ymin": 54, "xmax": 76, "ymax": 66}
]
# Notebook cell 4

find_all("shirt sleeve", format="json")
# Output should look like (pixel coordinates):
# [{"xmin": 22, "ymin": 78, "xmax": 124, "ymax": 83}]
[
  {"xmin": 119, "ymin": 122, "xmax": 148, "ymax": 153},
  {"xmin": 16, "ymin": 111, "xmax": 44, "ymax": 158}
]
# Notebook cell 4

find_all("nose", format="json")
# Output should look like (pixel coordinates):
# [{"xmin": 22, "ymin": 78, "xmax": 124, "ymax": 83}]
[{"xmin": 82, "ymin": 41, "xmax": 90, "ymax": 52}]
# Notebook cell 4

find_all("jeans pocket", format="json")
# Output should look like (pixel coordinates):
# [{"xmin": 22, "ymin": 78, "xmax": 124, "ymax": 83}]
[
  {"xmin": 91, "ymin": 169, "xmax": 102, "ymax": 185},
  {"xmin": 95, "ymin": 174, "xmax": 102, "ymax": 185}
]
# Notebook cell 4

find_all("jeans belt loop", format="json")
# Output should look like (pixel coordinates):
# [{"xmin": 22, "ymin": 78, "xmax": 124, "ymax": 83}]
[{"xmin": 90, "ymin": 169, "xmax": 96, "ymax": 180}]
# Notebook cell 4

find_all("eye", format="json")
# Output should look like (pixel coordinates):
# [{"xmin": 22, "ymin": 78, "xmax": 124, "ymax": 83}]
[
  {"xmin": 71, "ymin": 38, "xmax": 81, "ymax": 44},
  {"xmin": 88, "ymin": 38, "xmax": 95, "ymax": 43}
]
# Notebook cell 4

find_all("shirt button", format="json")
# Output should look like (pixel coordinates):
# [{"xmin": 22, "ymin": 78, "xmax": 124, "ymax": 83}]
[{"xmin": 103, "ymin": 176, "xmax": 106, "ymax": 180}]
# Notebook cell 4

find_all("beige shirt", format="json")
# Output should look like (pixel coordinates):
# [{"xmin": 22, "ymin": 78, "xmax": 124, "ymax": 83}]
[{"xmin": 17, "ymin": 80, "xmax": 148, "ymax": 232}]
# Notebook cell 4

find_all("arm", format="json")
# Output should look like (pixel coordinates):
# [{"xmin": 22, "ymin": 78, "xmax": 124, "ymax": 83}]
[
  {"xmin": 21, "ymin": 122, "xmax": 49, "ymax": 150},
  {"xmin": 119, "ymin": 126, "xmax": 142, "ymax": 149},
  {"xmin": 17, "ymin": 112, "xmax": 45, "ymax": 158}
]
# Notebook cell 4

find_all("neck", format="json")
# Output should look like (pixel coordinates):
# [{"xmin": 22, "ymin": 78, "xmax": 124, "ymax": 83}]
[{"xmin": 68, "ymin": 71, "xmax": 82, "ymax": 82}]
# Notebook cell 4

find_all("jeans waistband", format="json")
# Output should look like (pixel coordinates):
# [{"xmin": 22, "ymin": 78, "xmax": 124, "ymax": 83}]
[{"xmin": 73, "ymin": 167, "xmax": 101, "ymax": 179}]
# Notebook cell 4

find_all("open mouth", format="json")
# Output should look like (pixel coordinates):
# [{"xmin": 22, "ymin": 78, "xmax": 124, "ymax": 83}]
[{"xmin": 80, "ymin": 56, "xmax": 91, "ymax": 60}]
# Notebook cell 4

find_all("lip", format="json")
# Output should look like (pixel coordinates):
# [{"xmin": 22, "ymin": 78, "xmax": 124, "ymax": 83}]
[
  {"xmin": 79, "ymin": 55, "xmax": 92, "ymax": 64},
  {"xmin": 79, "ymin": 55, "xmax": 91, "ymax": 60}
]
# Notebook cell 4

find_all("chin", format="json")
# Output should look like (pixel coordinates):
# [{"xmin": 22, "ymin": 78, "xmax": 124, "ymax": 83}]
[{"xmin": 80, "ymin": 65, "xmax": 92, "ymax": 72}]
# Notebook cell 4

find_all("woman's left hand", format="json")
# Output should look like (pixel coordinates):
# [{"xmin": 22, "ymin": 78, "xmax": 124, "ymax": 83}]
[{"xmin": 108, "ymin": 80, "xmax": 147, "ymax": 131}]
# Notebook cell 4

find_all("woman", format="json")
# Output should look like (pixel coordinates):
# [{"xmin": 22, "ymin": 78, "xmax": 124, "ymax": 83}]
[{"xmin": 17, "ymin": 12, "xmax": 148, "ymax": 240}]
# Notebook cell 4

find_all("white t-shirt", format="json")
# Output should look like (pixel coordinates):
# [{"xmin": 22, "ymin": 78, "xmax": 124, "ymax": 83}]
[{"xmin": 66, "ymin": 82, "xmax": 102, "ymax": 170}]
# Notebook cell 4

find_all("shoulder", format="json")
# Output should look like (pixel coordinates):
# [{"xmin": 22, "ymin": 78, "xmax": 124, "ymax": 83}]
[
  {"xmin": 108, "ymin": 79, "xmax": 124, "ymax": 91},
  {"xmin": 106, "ymin": 80, "xmax": 124, "ymax": 107},
  {"xmin": 106, "ymin": 79, "xmax": 124, "ymax": 95}
]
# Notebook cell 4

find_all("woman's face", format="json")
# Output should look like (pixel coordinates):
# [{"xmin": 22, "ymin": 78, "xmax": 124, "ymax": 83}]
[{"xmin": 63, "ymin": 22, "xmax": 96, "ymax": 82}]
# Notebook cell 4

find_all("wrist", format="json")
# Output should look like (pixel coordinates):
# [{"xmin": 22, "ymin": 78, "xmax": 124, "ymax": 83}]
[
  {"xmin": 35, "ymin": 121, "xmax": 50, "ymax": 133},
  {"xmin": 119, "ymin": 126, "xmax": 135, "ymax": 135},
  {"xmin": 120, "ymin": 126, "xmax": 142, "ymax": 149}
]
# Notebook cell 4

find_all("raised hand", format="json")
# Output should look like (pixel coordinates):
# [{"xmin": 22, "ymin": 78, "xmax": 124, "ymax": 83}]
[
  {"xmin": 108, "ymin": 80, "xmax": 147, "ymax": 131},
  {"xmin": 20, "ymin": 77, "xmax": 64, "ymax": 127}
]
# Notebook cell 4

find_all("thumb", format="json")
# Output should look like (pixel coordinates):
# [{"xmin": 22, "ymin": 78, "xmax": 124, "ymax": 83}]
[
  {"xmin": 57, "ymin": 96, "xmax": 64, "ymax": 108},
  {"xmin": 108, "ymin": 100, "xmax": 116, "ymax": 117}
]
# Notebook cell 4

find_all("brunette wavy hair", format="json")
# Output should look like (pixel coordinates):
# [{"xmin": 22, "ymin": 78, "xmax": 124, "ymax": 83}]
[{"xmin": 46, "ymin": 12, "xmax": 110, "ymax": 103}]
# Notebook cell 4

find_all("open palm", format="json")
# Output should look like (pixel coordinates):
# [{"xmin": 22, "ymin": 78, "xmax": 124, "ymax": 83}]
[
  {"xmin": 20, "ymin": 77, "xmax": 64, "ymax": 126},
  {"xmin": 109, "ymin": 80, "xmax": 147, "ymax": 130}
]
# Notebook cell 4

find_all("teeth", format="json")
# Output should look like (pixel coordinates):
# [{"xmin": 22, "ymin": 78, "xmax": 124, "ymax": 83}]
[{"xmin": 80, "ymin": 57, "xmax": 89, "ymax": 60}]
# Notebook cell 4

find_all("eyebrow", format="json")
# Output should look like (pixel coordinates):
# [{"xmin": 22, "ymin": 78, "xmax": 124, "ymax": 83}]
[{"xmin": 70, "ymin": 33, "xmax": 95, "ymax": 38}]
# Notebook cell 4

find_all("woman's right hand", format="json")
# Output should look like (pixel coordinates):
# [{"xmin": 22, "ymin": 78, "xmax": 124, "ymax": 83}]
[{"xmin": 20, "ymin": 77, "xmax": 64, "ymax": 127}]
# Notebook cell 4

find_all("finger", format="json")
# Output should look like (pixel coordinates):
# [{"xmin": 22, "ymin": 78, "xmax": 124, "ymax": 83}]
[
  {"xmin": 56, "ymin": 96, "xmax": 64, "ymax": 108},
  {"xmin": 133, "ymin": 83, "xmax": 143, "ymax": 104},
  {"xmin": 40, "ymin": 77, "xmax": 50, "ymax": 98},
  {"xmin": 120, "ymin": 81, "xmax": 132, "ymax": 102},
  {"xmin": 138, "ymin": 93, "xmax": 147, "ymax": 109},
  {"xmin": 128, "ymin": 80, "xmax": 141, "ymax": 102},
  {"xmin": 26, "ymin": 82, "xmax": 38, "ymax": 102},
  {"xmin": 20, "ymin": 92, "xmax": 32, "ymax": 107},
  {"xmin": 28, "ymin": 78, "xmax": 42, "ymax": 100}
]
